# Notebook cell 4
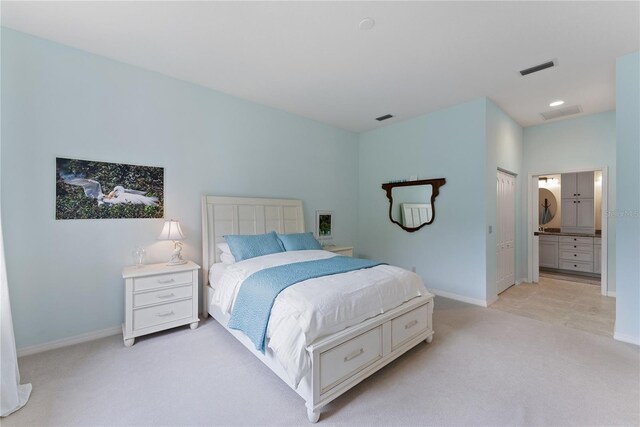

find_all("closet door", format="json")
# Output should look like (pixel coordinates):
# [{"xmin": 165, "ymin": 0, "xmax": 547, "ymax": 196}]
[{"xmin": 497, "ymin": 171, "xmax": 516, "ymax": 294}]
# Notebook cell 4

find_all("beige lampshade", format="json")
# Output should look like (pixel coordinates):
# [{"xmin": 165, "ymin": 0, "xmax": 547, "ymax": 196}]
[{"xmin": 158, "ymin": 220, "xmax": 185, "ymax": 241}]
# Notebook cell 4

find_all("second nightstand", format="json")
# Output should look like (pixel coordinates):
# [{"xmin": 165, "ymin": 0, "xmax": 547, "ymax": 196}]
[
  {"xmin": 122, "ymin": 261, "xmax": 200, "ymax": 347},
  {"xmin": 323, "ymin": 245, "xmax": 354, "ymax": 257}
]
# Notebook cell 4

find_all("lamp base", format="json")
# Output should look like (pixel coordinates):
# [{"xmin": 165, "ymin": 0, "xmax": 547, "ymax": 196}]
[{"xmin": 166, "ymin": 259, "xmax": 187, "ymax": 266}]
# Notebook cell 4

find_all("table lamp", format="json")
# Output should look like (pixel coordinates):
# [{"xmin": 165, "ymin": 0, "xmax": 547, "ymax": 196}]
[{"xmin": 158, "ymin": 219, "xmax": 187, "ymax": 265}]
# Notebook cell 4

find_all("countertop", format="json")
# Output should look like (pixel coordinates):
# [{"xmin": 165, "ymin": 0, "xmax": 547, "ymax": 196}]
[{"xmin": 536, "ymin": 228, "xmax": 601, "ymax": 238}]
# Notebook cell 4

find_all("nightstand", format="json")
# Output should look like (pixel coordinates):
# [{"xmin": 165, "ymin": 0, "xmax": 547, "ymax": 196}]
[
  {"xmin": 122, "ymin": 261, "xmax": 200, "ymax": 347},
  {"xmin": 323, "ymin": 245, "xmax": 354, "ymax": 257}
]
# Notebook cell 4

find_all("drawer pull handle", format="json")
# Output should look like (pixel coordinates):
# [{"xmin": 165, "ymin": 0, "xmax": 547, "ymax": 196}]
[
  {"xmin": 157, "ymin": 311, "xmax": 175, "ymax": 318},
  {"xmin": 574, "ymin": 254, "xmax": 577, "ymax": 257},
  {"xmin": 574, "ymin": 245, "xmax": 577, "ymax": 248},
  {"xmin": 405, "ymin": 320, "xmax": 419, "ymax": 330},
  {"xmin": 157, "ymin": 278, "xmax": 175, "ymax": 284},
  {"xmin": 344, "ymin": 348, "xmax": 364, "ymax": 362},
  {"xmin": 157, "ymin": 293, "xmax": 175, "ymax": 299}
]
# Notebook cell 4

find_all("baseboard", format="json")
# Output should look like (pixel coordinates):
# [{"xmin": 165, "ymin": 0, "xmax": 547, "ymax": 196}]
[
  {"xmin": 429, "ymin": 288, "xmax": 492, "ymax": 307},
  {"xmin": 17, "ymin": 326, "xmax": 121, "ymax": 357},
  {"xmin": 613, "ymin": 332, "xmax": 640, "ymax": 346}
]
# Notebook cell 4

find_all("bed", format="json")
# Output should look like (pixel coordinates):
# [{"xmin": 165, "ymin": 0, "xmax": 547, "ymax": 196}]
[{"xmin": 202, "ymin": 196, "xmax": 434, "ymax": 423}]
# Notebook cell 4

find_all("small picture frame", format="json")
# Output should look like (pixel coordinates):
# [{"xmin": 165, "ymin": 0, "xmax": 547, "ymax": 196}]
[{"xmin": 316, "ymin": 211, "xmax": 333, "ymax": 244}]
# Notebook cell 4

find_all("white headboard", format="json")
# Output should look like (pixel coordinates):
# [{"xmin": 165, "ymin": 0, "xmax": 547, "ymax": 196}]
[{"xmin": 201, "ymin": 195, "xmax": 305, "ymax": 283}]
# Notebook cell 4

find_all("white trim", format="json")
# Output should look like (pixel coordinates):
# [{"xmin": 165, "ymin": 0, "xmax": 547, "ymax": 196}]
[
  {"xmin": 613, "ymin": 332, "xmax": 640, "ymax": 346},
  {"xmin": 600, "ymin": 167, "xmax": 609, "ymax": 296},
  {"xmin": 429, "ymin": 288, "xmax": 493, "ymax": 307},
  {"xmin": 17, "ymin": 326, "xmax": 121, "ymax": 357},
  {"xmin": 486, "ymin": 294, "xmax": 499, "ymax": 306}
]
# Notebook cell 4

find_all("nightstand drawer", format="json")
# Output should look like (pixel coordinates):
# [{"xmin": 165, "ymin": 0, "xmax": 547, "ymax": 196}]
[
  {"xmin": 134, "ymin": 271, "xmax": 193, "ymax": 292},
  {"xmin": 133, "ymin": 284, "xmax": 192, "ymax": 308},
  {"xmin": 133, "ymin": 299, "xmax": 193, "ymax": 330}
]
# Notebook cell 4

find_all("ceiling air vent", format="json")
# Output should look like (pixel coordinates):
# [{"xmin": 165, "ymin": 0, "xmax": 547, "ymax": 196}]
[
  {"xmin": 376, "ymin": 114, "xmax": 394, "ymax": 121},
  {"xmin": 520, "ymin": 59, "xmax": 556, "ymax": 76},
  {"xmin": 541, "ymin": 105, "xmax": 582, "ymax": 121}
]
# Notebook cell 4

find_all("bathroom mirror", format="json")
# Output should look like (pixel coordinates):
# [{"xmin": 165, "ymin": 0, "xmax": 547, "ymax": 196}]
[
  {"xmin": 381, "ymin": 178, "xmax": 446, "ymax": 232},
  {"xmin": 538, "ymin": 188, "xmax": 557, "ymax": 225}
]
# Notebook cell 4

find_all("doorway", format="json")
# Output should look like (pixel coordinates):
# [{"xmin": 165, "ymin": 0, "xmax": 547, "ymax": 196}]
[{"xmin": 528, "ymin": 167, "xmax": 609, "ymax": 295}]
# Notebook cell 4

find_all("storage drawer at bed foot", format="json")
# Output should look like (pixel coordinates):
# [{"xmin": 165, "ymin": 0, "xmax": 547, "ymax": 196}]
[
  {"xmin": 133, "ymin": 271, "xmax": 193, "ymax": 292},
  {"xmin": 391, "ymin": 303, "xmax": 430, "ymax": 350},
  {"xmin": 133, "ymin": 284, "xmax": 192, "ymax": 308},
  {"xmin": 133, "ymin": 299, "xmax": 193, "ymax": 330},
  {"xmin": 319, "ymin": 326, "xmax": 382, "ymax": 393}
]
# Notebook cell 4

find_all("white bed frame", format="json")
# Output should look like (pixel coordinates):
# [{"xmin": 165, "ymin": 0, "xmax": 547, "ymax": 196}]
[{"xmin": 202, "ymin": 196, "xmax": 434, "ymax": 423}]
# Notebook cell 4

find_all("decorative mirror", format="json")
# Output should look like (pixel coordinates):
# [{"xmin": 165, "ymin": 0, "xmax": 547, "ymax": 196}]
[
  {"xmin": 381, "ymin": 178, "xmax": 446, "ymax": 232},
  {"xmin": 538, "ymin": 188, "xmax": 557, "ymax": 225}
]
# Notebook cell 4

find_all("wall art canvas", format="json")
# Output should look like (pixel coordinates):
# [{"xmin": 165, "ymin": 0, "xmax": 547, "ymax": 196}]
[
  {"xmin": 316, "ymin": 210, "xmax": 333, "ymax": 240},
  {"xmin": 56, "ymin": 157, "xmax": 164, "ymax": 220}
]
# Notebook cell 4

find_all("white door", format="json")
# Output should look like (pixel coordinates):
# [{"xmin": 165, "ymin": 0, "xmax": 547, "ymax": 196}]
[
  {"xmin": 576, "ymin": 171, "xmax": 595, "ymax": 198},
  {"xmin": 576, "ymin": 198, "xmax": 595, "ymax": 228},
  {"xmin": 561, "ymin": 173, "xmax": 577, "ymax": 198},
  {"xmin": 497, "ymin": 170, "xmax": 516, "ymax": 294},
  {"xmin": 561, "ymin": 199, "xmax": 577, "ymax": 227}
]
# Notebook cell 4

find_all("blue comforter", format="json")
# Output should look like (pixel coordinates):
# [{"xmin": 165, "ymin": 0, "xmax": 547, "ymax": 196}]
[{"xmin": 227, "ymin": 256, "xmax": 384, "ymax": 352}]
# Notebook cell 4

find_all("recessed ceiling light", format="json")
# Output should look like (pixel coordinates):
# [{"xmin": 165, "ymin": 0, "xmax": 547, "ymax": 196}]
[
  {"xmin": 549, "ymin": 100, "xmax": 565, "ymax": 107},
  {"xmin": 359, "ymin": 18, "xmax": 375, "ymax": 30}
]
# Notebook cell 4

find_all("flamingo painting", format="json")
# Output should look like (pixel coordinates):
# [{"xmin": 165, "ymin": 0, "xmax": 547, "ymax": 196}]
[{"xmin": 56, "ymin": 157, "xmax": 163, "ymax": 219}]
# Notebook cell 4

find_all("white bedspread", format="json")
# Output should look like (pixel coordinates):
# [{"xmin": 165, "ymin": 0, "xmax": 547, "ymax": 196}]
[{"xmin": 211, "ymin": 250, "xmax": 427, "ymax": 386}]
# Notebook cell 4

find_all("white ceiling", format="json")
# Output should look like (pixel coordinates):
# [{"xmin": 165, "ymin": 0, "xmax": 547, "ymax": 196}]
[{"xmin": 2, "ymin": 1, "xmax": 638, "ymax": 132}]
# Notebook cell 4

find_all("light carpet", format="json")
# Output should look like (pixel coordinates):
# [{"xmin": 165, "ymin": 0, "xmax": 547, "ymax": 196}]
[{"xmin": 3, "ymin": 297, "xmax": 639, "ymax": 426}]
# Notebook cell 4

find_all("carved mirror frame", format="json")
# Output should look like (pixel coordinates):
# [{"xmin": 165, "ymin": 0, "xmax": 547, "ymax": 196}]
[{"xmin": 381, "ymin": 178, "xmax": 446, "ymax": 232}]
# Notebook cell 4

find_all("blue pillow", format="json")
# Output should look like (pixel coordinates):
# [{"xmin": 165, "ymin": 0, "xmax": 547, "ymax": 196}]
[
  {"xmin": 277, "ymin": 232, "xmax": 322, "ymax": 251},
  {"xmin": 224, "ymin": 232, "xmax": 285, "ymax": 262}
]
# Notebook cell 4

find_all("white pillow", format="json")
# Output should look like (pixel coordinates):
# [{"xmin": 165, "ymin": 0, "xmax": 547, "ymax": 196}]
[
  {"xmin": 217, "ymin": 242, "xmax": 235, "ymax": 264},
  {"xmin": 220, "ymin": 252, "xmax": 235, "ymax": 265},
  {"xmin": 216, "ymin": 242, "xmax": 232, "ymax": 255}
]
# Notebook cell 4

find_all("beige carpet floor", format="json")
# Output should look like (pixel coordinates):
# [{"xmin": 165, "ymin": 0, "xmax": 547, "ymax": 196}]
[
  {"xmin": 3, "ymin": 297, "xmax": 638, "ymax": 426},
  {"xmin": 492, "ymin": 277, "xmax": 615, "ymax": 337}
]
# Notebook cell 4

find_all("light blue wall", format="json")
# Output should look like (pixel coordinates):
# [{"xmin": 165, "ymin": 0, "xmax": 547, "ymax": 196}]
[
  {"xmin": 523, "ymin": 111, "xmax": 617, "ymax": 292},
  {"xmin": 1, "ymin": 29, "xmax": 359, "ymax": 349},
  {"xmin": 357, "ymin": 98, "xmax": 490, "ymax": 302},
  {"xmin": 615, "ymin": 52, "xmax": 640, "ymax": 344},
  {"xmin": 486, "ymin": 99, "xmax": 525, "ymax": 298}
]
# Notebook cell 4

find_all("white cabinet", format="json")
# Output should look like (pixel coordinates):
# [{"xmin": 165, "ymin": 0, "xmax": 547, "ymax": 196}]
[
  {"xmin": 560, "ymin": 172, "xmax": 595, "ymax": 234},
  {"xmin": 558, "ymin": 236, "xmax": 594, "ymax": 273},
  {"xmin": 594, "ymin": 238, "xmax": 602, "ymax": 274},
  {"xmin": 561, "ymin": 198, "xmax": 595, "ymax": 230},
  {"xmin": 539, "ymin": 235, "xmax": 559, "ymax": 268},
  {"xmin": 122, "ymin": 261, "xmax": 200, "ymax": 347},
  {"xmin": 561, "ymin": 171, "xmax": 594, "ymax": 199}
]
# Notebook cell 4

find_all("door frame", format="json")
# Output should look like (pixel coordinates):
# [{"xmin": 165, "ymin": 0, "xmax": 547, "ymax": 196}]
[{"xmin": 527, "ymin": 166, "xmax": 609, "ymax": 296}]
